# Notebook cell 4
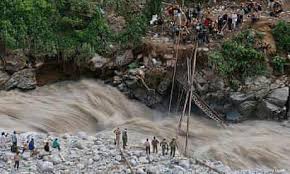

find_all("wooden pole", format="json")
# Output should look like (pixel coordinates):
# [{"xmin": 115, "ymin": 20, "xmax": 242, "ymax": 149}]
[
  {"xmin": 175, "ymin": 87, "xmax": 184, "ymax": 113},
  {"xmin": 168, "ymin": 28, "xmax": 182, "ymax": 113},
  {"xmin": 178, "ymin": 90, "xmax": 189, "ymax": 130},
  {"xmin": 185, "ymin": 42, "xmax": 198, "ymax": 156}
]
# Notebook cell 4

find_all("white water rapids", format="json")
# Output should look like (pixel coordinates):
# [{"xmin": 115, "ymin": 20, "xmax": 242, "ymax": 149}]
[{"xmin": 0, "ymin": 79, "xmax": 290, "ymax": 170}]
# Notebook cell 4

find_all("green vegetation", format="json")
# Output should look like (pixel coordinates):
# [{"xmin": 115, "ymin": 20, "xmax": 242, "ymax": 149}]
[
  {"xmin": 272, "ymin": 21, "xmax": 290, "ymax": 53},
  {"xmin": 209, "ymin": 30, "xmax": 267, "ymax": 80},
  {"xmin": 272, "ymin": 56, "xmax": 286, "ymax": 74},
  {"xmin": 0, "ymin": 0, "xmax": 162, "ymax": 65}
]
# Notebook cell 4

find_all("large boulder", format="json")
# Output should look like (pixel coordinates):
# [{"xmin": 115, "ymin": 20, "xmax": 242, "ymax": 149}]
[
  {"xmin": 88, "ymin": 54, "xmax": 109, "ymax": 71},
  {"xmin": 238, "ymin": 101, "xmax": 258, "ymax": 118},
  {"xmin": 115, "ymin": 50, "xmax": 134, "ymax": 67},
  {"xmin": 230, "ymin": 92, "xmax": 255, "ymax": 105},
  {"xmin": 256, "ymin": 100, "xmax": 283, "ymax": 119},
  {"xmin": 37, "ymin": 161, "xmax": 54, "ymax": 173},
  {"xmin": 4, "ymin": 68, "xmax": 36, "ymax": 90},
  {"xmin": 0, "ymin": 71, "xmax": 10, "ymax": 89},
  {"xmin": 3, "ymin": 50, "xmax": 27, "ymax": 73},
  {"xmin": 157, "ymin": 78, "xmax": 171, "ymax": 95},
  {"xmin": 266, "ymin": 87, "xmax": 289, "ymax": 107}
]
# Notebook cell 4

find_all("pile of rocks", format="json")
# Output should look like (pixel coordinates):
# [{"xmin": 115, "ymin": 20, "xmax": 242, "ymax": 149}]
[
  {"xmin": 0, "ymin": 130, "xmax": 287, "ymax": 174},
  {"xmin": 0, "ymin": 50, "xmax": 37, "ymax": 91}
]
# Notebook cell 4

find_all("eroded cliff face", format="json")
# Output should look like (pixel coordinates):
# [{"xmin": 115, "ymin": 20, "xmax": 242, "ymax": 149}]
[{"xmin": 0, "ymin": 33, "xmax": 289, "ymax": 121}]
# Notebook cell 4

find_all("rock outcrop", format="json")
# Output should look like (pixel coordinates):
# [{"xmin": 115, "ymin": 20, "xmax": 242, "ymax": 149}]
[
  {"xmin": 4, "ymin": 68, "xmax": 37, "ymax": 90},
  {"xmin": 88, "ymin": 54, "xmax": 110, "ymax": 71},
  {"xmin": 266, "ymin": 87, "xmax": 289, "ymax": 107},
  {"xmin": 3, "ymin": 50, "xmax": 27, "ymax": 73},
  {"xmin": 0, "ymin": 71, "xmax": 10, "ymax": 89}
]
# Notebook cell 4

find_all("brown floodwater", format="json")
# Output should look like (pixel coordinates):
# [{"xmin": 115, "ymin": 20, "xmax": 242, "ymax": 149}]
[{"xmin": 0, "ymin": 79, "xmax": 290, "ymax": 170}]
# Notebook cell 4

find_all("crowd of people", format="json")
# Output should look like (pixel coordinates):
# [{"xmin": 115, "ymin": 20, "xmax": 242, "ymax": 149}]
[
  {"xmin": 0, "ymin": 131, "xmax": 61, "ymax": 171},
  {"xmin": 151, "ymin": 0, "xmax": 285, "ymax": 46},
  {"xmin": 161, "ymin": 3, "xmax": 248, "ymax": 45},
  {"xmin": 114, "ymin": 127, "xmax": 178, "ymax": 158}
]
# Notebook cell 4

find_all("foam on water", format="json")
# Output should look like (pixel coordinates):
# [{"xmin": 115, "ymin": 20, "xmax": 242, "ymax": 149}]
[{"xmin": 1, "ymin": 79, "xmax": 290, "ymax": 170}]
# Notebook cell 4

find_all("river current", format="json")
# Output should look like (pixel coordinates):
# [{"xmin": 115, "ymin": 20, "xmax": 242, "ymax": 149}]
[{"xmin": 0, "ymin": 79, "xmax": 290, "ymax": 170}]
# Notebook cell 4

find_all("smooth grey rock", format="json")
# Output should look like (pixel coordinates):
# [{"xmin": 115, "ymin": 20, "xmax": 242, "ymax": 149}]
[
  {"xmin": 256, "ymin": 100, "xmax": 282, "ymax": 119},
  {"xmin": 130, "ymin": 159, "xmax": 138, "ymax": 167},
  {"xmin": 37, "ymin": 161, "xmax": 54, "ymax": 173},
  {"xmin": 266, "ymin": 87, "xmax": 289, "ymax": 107}
]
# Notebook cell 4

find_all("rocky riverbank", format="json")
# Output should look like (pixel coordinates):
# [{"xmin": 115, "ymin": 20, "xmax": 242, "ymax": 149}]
[{"xmin": 0, "ymin": 130, "xmax": 288, "ymax": 174}]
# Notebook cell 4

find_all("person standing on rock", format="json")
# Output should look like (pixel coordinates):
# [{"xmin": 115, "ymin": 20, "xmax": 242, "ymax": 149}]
[
  {"xmin": 22, "ymin": 140, "xmax": 28, "ymax": 154},
  {"xmin": 44, "ymin": 141, "xmax": 50, "ymax": 153},
  {"xmin": 29, "ymin": 138, "xmax": 35, "ymax": 156},
  {"xmin": 122, "ymin": 128, "xmax": 128, "ymax": 149},
  {"xmin": 11, "ymin": 131, "xmax": 18, "ymax": 153},
  {"xmin": 151, "ymin": 137, "xmax": 159, "ymax": 154},
  {"xmin": 52, "ymin": 138, "xmax": 61, "ymax": 151},
  {"xmin": 160, "ymin": 138, "xmax": 168, "ymax": 156},
  {"xmin": 0, "ymin": 132, "xmax": 6, "ymax": 149},
  {"xmin": 169, "ymin": 138, "xmax": 177, "ymax": 157},
  {"xmin": 14, "ymin": 151, "xmax": 20, "ymax": 170},
  {"xmin": 114, "ymin": 128, "xmax": 121, "ymax": 148},
  {"xmin": 12, "ymin": 131, "xmax": 17, "ymax": 146},
  {"xmin": 144, "ymin": 138, "xmax": 151, "ymax": 155}
]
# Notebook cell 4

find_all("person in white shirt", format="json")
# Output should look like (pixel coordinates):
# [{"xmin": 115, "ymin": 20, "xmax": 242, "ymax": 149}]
[
  {"xmin": 0, "ymin": 132, "xmax": 6, "ymax": 149},
  {"xmin": 232, "ymin": 13, "xmax": 238, "ymax": 30}
]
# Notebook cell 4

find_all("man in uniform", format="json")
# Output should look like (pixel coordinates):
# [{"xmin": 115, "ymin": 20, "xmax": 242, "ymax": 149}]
[
  {"xmin": 169, "ymin": 138, "xmax": 177, "ymax": 157},
  {"xmin": 160, "ymin": 138, "xmax": 168, "ymax": 156},
  {"xmin": 151, "ymin": 137, "xmax": 159, "ymax": 154}
]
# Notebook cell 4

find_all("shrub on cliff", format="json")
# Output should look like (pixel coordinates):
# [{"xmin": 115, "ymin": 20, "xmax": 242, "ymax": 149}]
[
  {"xmin": 0, "ymin": 0, "xmax": 111, "ymax": 65},
  {"xmin": 272, "ymin": 21, "xmax": 290, "ymax": 53},
  {"xmin": 0, "ymin": 0, "xmax": 161, "ymax": 65},
  {"xmin": 209, "ymin": 30, "xmax": 267, "ymax": 80}
]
